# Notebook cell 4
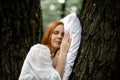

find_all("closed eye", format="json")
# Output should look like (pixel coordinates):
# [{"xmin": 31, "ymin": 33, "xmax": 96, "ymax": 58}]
[
  {"xmin": 53, "ymin": 31, "xmax": 59, "ymax": 35},
  {"xmin": 53, "ymin": 31, "xmax": 64, "ymax": 37}
]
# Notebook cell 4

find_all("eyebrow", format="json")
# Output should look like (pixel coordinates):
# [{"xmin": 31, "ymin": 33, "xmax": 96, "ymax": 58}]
[{"xmin": 53, "ymin": 30, "xmax": 64, "ymax": 34}]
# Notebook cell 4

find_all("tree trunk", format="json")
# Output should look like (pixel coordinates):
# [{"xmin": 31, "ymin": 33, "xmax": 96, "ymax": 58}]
[
  {"xmin": 70, "ymin": 0, "xmax": 120, "ymax": 80},
  {"xmin": 0, "ymin": 0, "xmax": 43, "ymax": 80},
  {"xmin": 60, "ymin": 0, "xmax": 66, "ymax": 18}
]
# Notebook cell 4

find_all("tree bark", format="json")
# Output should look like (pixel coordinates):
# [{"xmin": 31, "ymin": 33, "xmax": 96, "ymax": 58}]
[
  {"xmin": 0, "ymin": 0, "xmax": 43, "ymax": 80},
  {"xmin": 60, "ymin": 0, "xmax": 66, "ymax": 18},
  {"xmin": 70, "ymin": 0, "xmax": 120, "ymax": 80}
]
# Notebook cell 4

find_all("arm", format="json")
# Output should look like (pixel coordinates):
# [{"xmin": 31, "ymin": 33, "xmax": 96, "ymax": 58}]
[
  {"xmin": 55, "ymin": 33, "xmax": 71, "ymax": 78},
  {"xmin": 19, "ymin": 44, "xmax": 61, "ymax": 80},
  {"xmin": 61, "ymin": 13, "xmax": 82, "ymax": 80}
]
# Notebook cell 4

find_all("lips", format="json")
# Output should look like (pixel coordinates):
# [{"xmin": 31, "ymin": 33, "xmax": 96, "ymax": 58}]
[{"xmin": 55, "ymin": 41, "xmax": 61, "ymax": 44}]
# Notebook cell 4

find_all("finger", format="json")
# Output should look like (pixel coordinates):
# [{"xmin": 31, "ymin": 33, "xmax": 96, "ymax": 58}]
[
  {"xmin": 63, "ymin": 33, "xmax": 67, "ymax": 40},
  {"xmin": 66, "ymin": 33, "xmax": 70, "ymax": 42},
  {"xmin": 62, "ymin": 33, "xmax": 71, "ymax": 43}
]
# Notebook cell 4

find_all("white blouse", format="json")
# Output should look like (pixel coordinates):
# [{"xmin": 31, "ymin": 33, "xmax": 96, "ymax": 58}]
[{"xmin": 19, "ymin": 44, "xmax": 61, "ymax": 80}]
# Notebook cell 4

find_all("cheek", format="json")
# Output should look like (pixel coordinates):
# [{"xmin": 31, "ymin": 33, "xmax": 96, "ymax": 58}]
[
  {"xmin": 51, "ymin": 34, "xmax": 57, "ymax": 40},
  {"xmin": 51, "ymin": 35, "xmax": 54, "ymax": 41},
  {"xmin": 51, "ymin": 35, "xmax": 55, "ymax": 44}
]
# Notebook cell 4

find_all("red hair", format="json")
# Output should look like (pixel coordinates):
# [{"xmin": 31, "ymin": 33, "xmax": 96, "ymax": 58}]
[{"xmin": 41, "ymin": 20, "xmax": 64, "ymax": 50}]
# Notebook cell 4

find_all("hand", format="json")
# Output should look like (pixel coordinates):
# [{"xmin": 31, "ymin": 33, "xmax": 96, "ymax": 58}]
[
  {"xmin": 56, "ymin": 33, "xmax": 71, "ymax": 77},
  {"xmin": 60, "ymin": 33, "xmax": 71, "ymax": 55}
]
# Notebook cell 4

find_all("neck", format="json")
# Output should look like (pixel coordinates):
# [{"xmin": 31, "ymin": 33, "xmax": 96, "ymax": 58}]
[
  {"xmin": 51, "ymin": 47, "xmax": 59, "ymax": 58},
  {"xmin": 46, "ymin": 45, "xmax": 58, "ymax": 57}
]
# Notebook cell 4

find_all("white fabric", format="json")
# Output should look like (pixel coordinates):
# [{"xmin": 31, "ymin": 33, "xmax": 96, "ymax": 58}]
[
  {"xmin": 61, "ymin": 13, "xmax": 82, "ymax": 80},
  {"xmin": 19, "ymin": 44, "xmax": 61, "ymax": 80}
]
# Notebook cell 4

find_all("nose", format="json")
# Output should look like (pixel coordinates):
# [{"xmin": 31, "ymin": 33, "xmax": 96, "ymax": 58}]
[{"xmin": 57, "ymin": 33, "xmax": 63, "ymax": 39}]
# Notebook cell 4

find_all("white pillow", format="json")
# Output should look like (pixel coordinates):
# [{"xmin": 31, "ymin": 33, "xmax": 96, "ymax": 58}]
[{"xmin": 61, "ymin": 13, "xmax": 82, "ymax": 80}]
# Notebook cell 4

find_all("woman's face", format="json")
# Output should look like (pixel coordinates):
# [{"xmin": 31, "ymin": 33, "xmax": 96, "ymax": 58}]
[{"xmin": 51, "ymin": 24, "xmax": 64, "ymax": 50}]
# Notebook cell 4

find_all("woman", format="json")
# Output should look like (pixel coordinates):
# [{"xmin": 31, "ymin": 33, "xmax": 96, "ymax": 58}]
[{"xmin": 19, "ymin": 20, "xmax": 71, "ymax": 80}]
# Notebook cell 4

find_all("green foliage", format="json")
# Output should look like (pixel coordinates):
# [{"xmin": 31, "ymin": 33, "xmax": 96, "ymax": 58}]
[{"xmin": 41, "ymin": 0, "xmax": 83, "ymax": 31}]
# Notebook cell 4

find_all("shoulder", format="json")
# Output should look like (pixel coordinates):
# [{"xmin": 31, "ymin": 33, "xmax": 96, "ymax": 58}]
[
  {"xmin": 30, "ymin": 43, "xmax": 49, "ymax": 52},
  {"xmin": 28, "ymin": 43, "xmax": 51, "ymax": 57},
  {"xmin": 32, "ymin": 43, "xmax": 49, "ymax": 50}
]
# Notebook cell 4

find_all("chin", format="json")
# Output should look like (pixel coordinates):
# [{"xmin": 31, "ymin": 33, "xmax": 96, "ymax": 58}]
[
  {"xmin": 54, "ymin": 45, "xmax": 60, "ymax": 49},
  {"xmin": 55, "ymin": 46, "xmax": 60, "ymax": 49}
]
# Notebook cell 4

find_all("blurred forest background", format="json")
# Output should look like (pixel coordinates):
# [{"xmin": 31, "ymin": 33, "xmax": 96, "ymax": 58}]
[
  {"xmin": 0, "ymin": 0, "xmax": 120, "ymax": 80},
  {"xmin": 41, "ymin": 0, "xmax": 83, "ymax": 31}
]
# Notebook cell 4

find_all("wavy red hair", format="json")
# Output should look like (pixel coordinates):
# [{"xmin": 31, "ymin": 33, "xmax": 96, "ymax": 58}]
[{"xmin": 41, "ymin": 20, "xmax": 64, "ymax": 50}]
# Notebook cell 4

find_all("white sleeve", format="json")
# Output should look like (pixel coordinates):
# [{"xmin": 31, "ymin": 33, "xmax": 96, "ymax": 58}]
[
  {"xmin": 61, "ymin": 13, "xmax": 82, "ymax": 80},
  {"xmin": 19, "ymin": 44, "xmax": 61, "ymax": 80}
]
